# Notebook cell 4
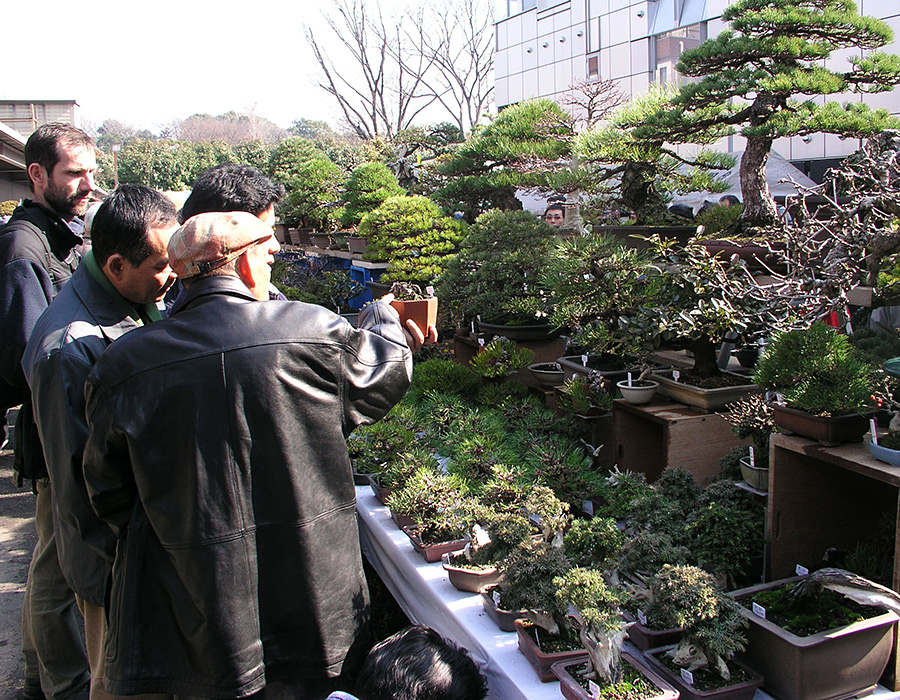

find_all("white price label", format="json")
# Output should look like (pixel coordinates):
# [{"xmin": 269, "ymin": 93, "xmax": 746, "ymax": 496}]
[
  {"xmin": 589, "ymin": 679, "xmax": 601, "ymax": 700},
  {"xmin": 680, "ymin": 668, "xmax": 694, "ymax": 686},
  {"xmin": 796, "ymin": 564, "xmax": 809, "ymax": 577},
  {"xmin": 478, "ymin": 337, "xmax": 485, "ymax": 347},
  {"xmin": 752, "ymin": 602, "xmax": 766, "ymax": 619},
  {"xmin": 672, "ymin": 369, "xmax": 681, "ymax": 382},
  {"xmin": 492, "ymin": 590, "xmax": 501, "ymax": 607},
  {"xmin": 581, "ymin": 354, "xmax": 589, "ymax": 367},
  {"xmin": 637, "ymin": 609, "xmax": 648, "ymax": 626},
  {"xmin": 425, "ymin": 285, "xmax": 434, "ymax": 297}
]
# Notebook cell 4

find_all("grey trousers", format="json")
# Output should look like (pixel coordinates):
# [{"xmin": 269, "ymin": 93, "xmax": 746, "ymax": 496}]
[{"xmin": 22, "ymin": 480, "xmax": 90, "ymax": 699}]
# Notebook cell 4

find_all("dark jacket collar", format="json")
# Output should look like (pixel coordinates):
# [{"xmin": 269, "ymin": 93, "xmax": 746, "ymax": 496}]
[
  {"xmin": 170, "ymin": 275, "xmax": 258, "ymax": 315},
  {"xmin": 10, "ymin": 199, "xmax": 83, "ymax": 253}
]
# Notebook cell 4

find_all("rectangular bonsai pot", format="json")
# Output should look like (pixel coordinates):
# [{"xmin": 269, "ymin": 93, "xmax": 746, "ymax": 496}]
[
  {"xmin": 730, "ymin": 577, "xmax": 900, "ymax": 700},
  {"xmin": 480, "ymin": 587, "xmax": 528, "ymax": 632},
  {"xmin": 642, "ymin": 645, "xmax": 763, "ymax": 700},
  {"xmin": 653, "ymin": 370, "xmax": 760, "ymax": 412},
  {"xmin": 515, "ymin": 619, "xmax": 587, "ymax": 683},
  {"xmin": 622, "ymin": 611, "xmax": 683, "ymax": 652},
  {"xmin": 771, "ymin": 404, "xmax": 869, "ymax": 447},
  {"xmin": 552, "ymin": 646, "xmax": 680, "ymax": 700}
]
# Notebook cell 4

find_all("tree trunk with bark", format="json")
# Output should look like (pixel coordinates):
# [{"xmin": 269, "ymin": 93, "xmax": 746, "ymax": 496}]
[{"xmin": 739, "ymin": 137, "xmax": 779, "ymax": 228}]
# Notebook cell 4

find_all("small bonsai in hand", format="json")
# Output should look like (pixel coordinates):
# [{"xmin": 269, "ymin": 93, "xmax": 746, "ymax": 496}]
[{"xmin": 389, "ymin": 281, "xmax": 431, "ymax": 301}]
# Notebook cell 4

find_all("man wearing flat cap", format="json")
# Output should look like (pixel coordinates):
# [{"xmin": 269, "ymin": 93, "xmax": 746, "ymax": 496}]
[{"xmin": 82, "ymin": 211, "xmax": 432, "ymax": 698}]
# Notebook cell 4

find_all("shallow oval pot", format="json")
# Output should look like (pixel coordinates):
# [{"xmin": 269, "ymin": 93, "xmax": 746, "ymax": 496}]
[
  {"xmin": 441, "ymin": 553, "xmax": 501, "ymax": 593},
  {"xmin": 869, "ymin": 439, "xmax": 900, "ymax": 466}
]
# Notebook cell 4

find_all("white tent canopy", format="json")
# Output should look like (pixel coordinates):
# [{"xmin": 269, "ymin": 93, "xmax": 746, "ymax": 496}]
[{"xmin": 670, "ymin": 150, "xmax": 818, "ymax": 213}]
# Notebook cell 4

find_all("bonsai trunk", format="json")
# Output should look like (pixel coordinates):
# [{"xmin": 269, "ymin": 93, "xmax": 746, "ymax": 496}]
[
  {"xmin": 739, "ymin": 136, "xmax": 779, "ymax": 229},
  {"xmin": 691, "ymin": 334, "xmax": 721, "ymax": 379},
  {"xmin": 621, "ymin": 161, "xmax": 669, "ymax": 224}
]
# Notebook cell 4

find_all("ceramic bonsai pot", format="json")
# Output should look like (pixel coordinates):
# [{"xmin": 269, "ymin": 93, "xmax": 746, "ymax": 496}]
[
  {"xmin": 366, "ymin": 280, "xmax": 391, "ymax": 299},
  {"xmin": 441, "ymin": 553, "xmax": 501, "ymax": 594},
  {"xmin": 771, "ymin": 404, "xmax": 869, "ymax": 447},
  {"xmin": 738, "ymin": 456, "xmax": 769, "ymax": 493},
  {"xmin": 556, "ymin": 354, "xmax": 635, "ymax": 383},
  {"xmin": 732, "ymin": 347, "xmax": 759, "ymax": 369},
  {"xmin": 653, "ymin": 370, "xmax": 760, "ymax": 412},
  {"xmin": 348, "ymin": 235, "xmax": 369, "ymax": 255},
  {"xmin": 868, "ymin": 440, "xmax": 900, "ymax": 466},
  {"xmin": 309, "ymin": 233, "xmax": 334, "ymax": 248},
  {"xmin": 730, "ymin": 577, "xmax": 900, "ymax": 700},
  {"xmin": 617, "ymin": 379, "xmax": 659, "ymax": 405},
  {"xmin": 622, "ymin": 611, "xmax": 683, "ymax": 652},
  {"xmin": 552, "ymin": 646, "xmax": 680, "ymax": 700},
  {"xmin": 401, "ymin": 526, "xmax": 469, "ymax": 563},
  {"xmin": 390, "ymin": 510, "xmax": 417, "ymax": 530},
  {"xmin": 480, "ymin": 586, "xmax": 529, "ymax": 632},
  {"xmin": 515, "ymin": 619, "xmax": 587, "ymax": 683},
  {"xmin": 390, "ymin": 297, "xmax": 438, "ymax": 334},
  {"xmin": 528, "ymin": 362, "xmax": 565, "ymax": 389},
  {"xmin": 642, "ymin": 645, "xmax": 763, "ymax": 700},
  {"xmin": 367, "ymin": 473, "xmax": 392, "ymax": 506},
  {"xmin": 476, "ymin": 320, "xmax": 561, "ymax": 342}
]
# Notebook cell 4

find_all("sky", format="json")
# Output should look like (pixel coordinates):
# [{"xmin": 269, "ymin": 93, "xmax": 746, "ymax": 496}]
[{"xmin": 2, "ymin": 0, "xmax": 421, "ymax": 135}]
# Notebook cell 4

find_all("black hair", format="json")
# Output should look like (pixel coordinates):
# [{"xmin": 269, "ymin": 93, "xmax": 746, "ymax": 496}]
[
  {"xmin": 718, "ymin": 194, "xmax": 741, "ymax": 207},
  {"xmin": 90, "ymin": 185, "xmax": 178, "ymax": 267},
  {"xmin": 544, "ymin": 203, "xmax": 565, "ymax": 217},
  {"xmin": 180, "ymin": 164, "xmax": 285, "ymax": 222},
  {"xmin": 354, "ymin": 626, "xmax": 487, "ymax": 700},
  {"xmin": 24, "ymin": 123, "xmax": 95, "ymax": 193}
]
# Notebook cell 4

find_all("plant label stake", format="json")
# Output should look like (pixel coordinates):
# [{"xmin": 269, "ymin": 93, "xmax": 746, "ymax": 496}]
[
  {"xmin": 627, "ymin": 372, "xmax": 633, "ymax": 387},
  {"xmin": 752, "ymin": 602, "xmax": 767, "ymax": 619},
  {"xmin": 470, "ymin": 321, "xmax": 475, "ymax": 336},
  {"xmin": 749, "ymin": 445, "xmax": 755, "ymax": 467},
  {"xmin": 589, "ymin": 679, "xmax": 601, "ymax": 700},
  {"xmin": 680, "ymin": 668, "xmax": 695, "ymax": 686},
  {"xmin": 672, "ymin": 369, "xmax": 681, "ymax": 382},
  {"xmin": 870, "ymin": 418, "xmax": 878, "ymax": 445},
  {"xmin": 795, "ymin": 564, "xmax": 809, "ymax": 576},
  {"xmin": 638, "ymin": 609, "xmax": 648, "ymax": 626},
  {"xmin": 478, "ymin": 337, "xmax": 485, "ymax": 347},
  {"xmin": 426, "ymin": 285, "xmax": 434, "ymax": 297},
  {"xmin": 581, "ymin": 354, "xmax": 588, "ymax": 367}
]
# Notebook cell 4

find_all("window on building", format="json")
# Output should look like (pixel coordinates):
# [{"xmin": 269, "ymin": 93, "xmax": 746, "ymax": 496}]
[
  {"xmin": 537, "ymin": 0, "xmax": 566, "ymax": 10},
  {"xmin": 501, "ymin": 0, "xmax": 537, "ymax": 17},
  {"xmin": 653, "ymin": 24, "xmax": 703, "ymax": 87},
  {"xmin": 587, "ymin": 55, "xmax": 600, "ymax": 81}
]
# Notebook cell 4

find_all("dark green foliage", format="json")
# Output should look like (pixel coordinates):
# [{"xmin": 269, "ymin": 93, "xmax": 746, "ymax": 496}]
[
  {"xmin": 498, "ymin": 540, "xmax": 572, "ymax": 618},
  {"xmin": 850, "ymin": 326, "xmax": 900, "ymax": 366},
  {"xmin": 294, "ymin": 270, "xmax": 364, "ymax": 313},
  {"xmin": 340, "ymin": 162, "xmax": 405, "ymax": 227},
  {"xmin": 555, "ymin": 373, "xmax": 614, "ymax": 415},
  {"xmin": 687, "ymin": 503, "xmax": 764, "ymax": 584},
  {"xmin": 754, "ymin": 322, "xmax": 875, "ymax": 415},
  {"xmin": 359, "ymin": 195, "xmax": 466, "ymax": 285},
  {"xmin": 468, "ymin": 337, "xmax": 536, "ymax": 379},
  {"xmin": 721, "ymin": 394, "xmax": 775, "ymax": 467},
  {"xmin": 654, "ymin": 468, "xmax": 702, "ymax": 516},
  {"xmin": 695, "ymin": 204, "xmax": 744, "ymax": 238},
  {"xmin": 563, "ymin": 517, "xmax": 624, "ymax": 569},
  {"xmin": 437, "ymin": 209, "xmax": 559, "ymax": 327},
  {"xmin": 618, "ymin": 529, "xmax": 692, "ymax": 577},
  {"xmin": 592, "ymin": 470, "xmax": 655, "ymax": 521},
  {"xmin": 466, "ymin": 509, "xmax": 534, "ymax": 567},
  {"xmin": 717, "ymin": 445, "xmax": 746, "ymax": 481},
  {"xmin": 408, "ymin": 359, "xmax": 480, "ymax": 400},
  {"xmin": 386, "ymin": 466, "xmax": 467, "ymax": 521}
]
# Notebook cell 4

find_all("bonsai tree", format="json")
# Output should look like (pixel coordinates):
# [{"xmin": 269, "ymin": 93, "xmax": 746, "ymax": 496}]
[
  {"xmin": 686, "ymin": 502, "xmax": 764, "ymax": 590},
  {"xmin": 359, "ymin": 195, "xmax": 466, "ymax": 287},
  {"xmin": 523, "ymin": 484, "xmax": 572, "ymax": 548},
  {"xmin": 436, "ymin": 209, "xmax": 559, "ymax": 328},
  {"xmin": 634, "ymin": 0, "xmax": 900, "ymax": 231},
  {"xmin": 340, "ymin": 162, "xmax": 405, "ymax": 228},
  {"xmin": 456, "ymin": 507, "xmax": 534, "ymax": 569},
  {"xmin": 721, "ymin": 393, "xmax": 776, "ymax": 467},
  {"xmin": 387, "ymin": 466, "xmax": 472, "ymax": 544},
  {"xmin": 467, "ymin": 337, "xmax": 536, "ymax": 380},
  {"xmin": 754, "ymin": 322, "xmax": 877, "ymax": 416},
  {"xmin": 554, "ymin": 568, "xmax": 631, "ymax": 684},
  {"xmin": 294, "ymin": 270, "xmax": 364, "ymax": 313},
  {"xmin": 555, "ymin": 372, "xmax": 614, "ymax": 416},
  {"xmin": 562, "ymin": 516, "xmax": 623, "ymax": 570},
  {"xmin": 650, "ymin": 564, "xmax": 748, "ymax": 681}
]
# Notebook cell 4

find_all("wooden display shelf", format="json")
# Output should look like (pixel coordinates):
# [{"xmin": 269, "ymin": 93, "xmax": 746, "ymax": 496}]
[
  {"xmin": 767, "ymin": 433, "xmax": 900, "ymax": 591},
  {"xmin": 613, "ymin": 398, "xmax": 745, "ymax": 484}
]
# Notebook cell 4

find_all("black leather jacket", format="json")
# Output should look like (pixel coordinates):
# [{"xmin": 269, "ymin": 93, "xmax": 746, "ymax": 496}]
[{"xmin": 83, "ymin": 277, "xmax": 413, "ymax": 697}]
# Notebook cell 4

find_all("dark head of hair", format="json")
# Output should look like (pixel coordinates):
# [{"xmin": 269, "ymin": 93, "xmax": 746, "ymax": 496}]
[
  {"xmin": 24, "ymin": 123, "xmax": 95, "ymax": 192},
  {"xmin": 718, "ymin": 194, "xmax": 741, "ymax": 207},
  {"xmin": 354, "ymin": 626, "xmax": 487, "ymax": 700},
  {"xmin": 180, "ymin": 164, "xmax": 285, "ymax": 222},
  {"xmin": 91, "ymin": 185, "xmax": 178, "ymax": 267},
  {"xmin": 544, "ymin": 203, "xmax": 565, "ymax": 218}
]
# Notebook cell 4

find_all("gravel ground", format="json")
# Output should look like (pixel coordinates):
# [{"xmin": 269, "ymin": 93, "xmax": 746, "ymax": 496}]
[{"xmin": 0, "ymin": 419, "xmax": 37, "ymax": 699}]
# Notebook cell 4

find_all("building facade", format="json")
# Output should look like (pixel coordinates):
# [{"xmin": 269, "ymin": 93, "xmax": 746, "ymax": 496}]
[{"xmin": 494, "ymin": 0, "xmax": 900, "ymax": 180}]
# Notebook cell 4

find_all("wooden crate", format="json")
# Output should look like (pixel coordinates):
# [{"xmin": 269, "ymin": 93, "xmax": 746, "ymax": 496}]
[{"xmin": 613, "ymin": 399, "xmax": 745, "ymax": 484}]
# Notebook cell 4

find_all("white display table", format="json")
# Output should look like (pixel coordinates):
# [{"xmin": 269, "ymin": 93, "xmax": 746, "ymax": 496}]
[
  {"xmin": 355, "ymin": 486, "xmax": 561, "ymax": 700},
  {"xmin": 355, "ymin": 486, "xmax": 900, "ymax": 700}
]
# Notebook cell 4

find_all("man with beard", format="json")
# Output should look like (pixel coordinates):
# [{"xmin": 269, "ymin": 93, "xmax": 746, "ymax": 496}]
[
  {"xmin": 0, "ymin": 123, "xmax": 98, "ymax": 700},
  {"xmin": 24, "ymin": 185, "xmax": 178, "ymax": 700}
]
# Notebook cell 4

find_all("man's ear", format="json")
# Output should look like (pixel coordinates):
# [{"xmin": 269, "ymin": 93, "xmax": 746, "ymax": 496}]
[
  {"xmin": 27, "ymin": 164, "xmax": 46, "ymax": 191},
  {"xmin": 104, "ymin": 254, "xmax": 127, "ymax": 283},
  {"xmin": 235, "ymin": 252, "xmax": 255, "ymax": 287}
]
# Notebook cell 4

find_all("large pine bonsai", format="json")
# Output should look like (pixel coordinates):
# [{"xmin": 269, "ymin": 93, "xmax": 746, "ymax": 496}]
[{"xmin": 635, "ymin": 0, "xmax": 900, "ymax": 230}]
